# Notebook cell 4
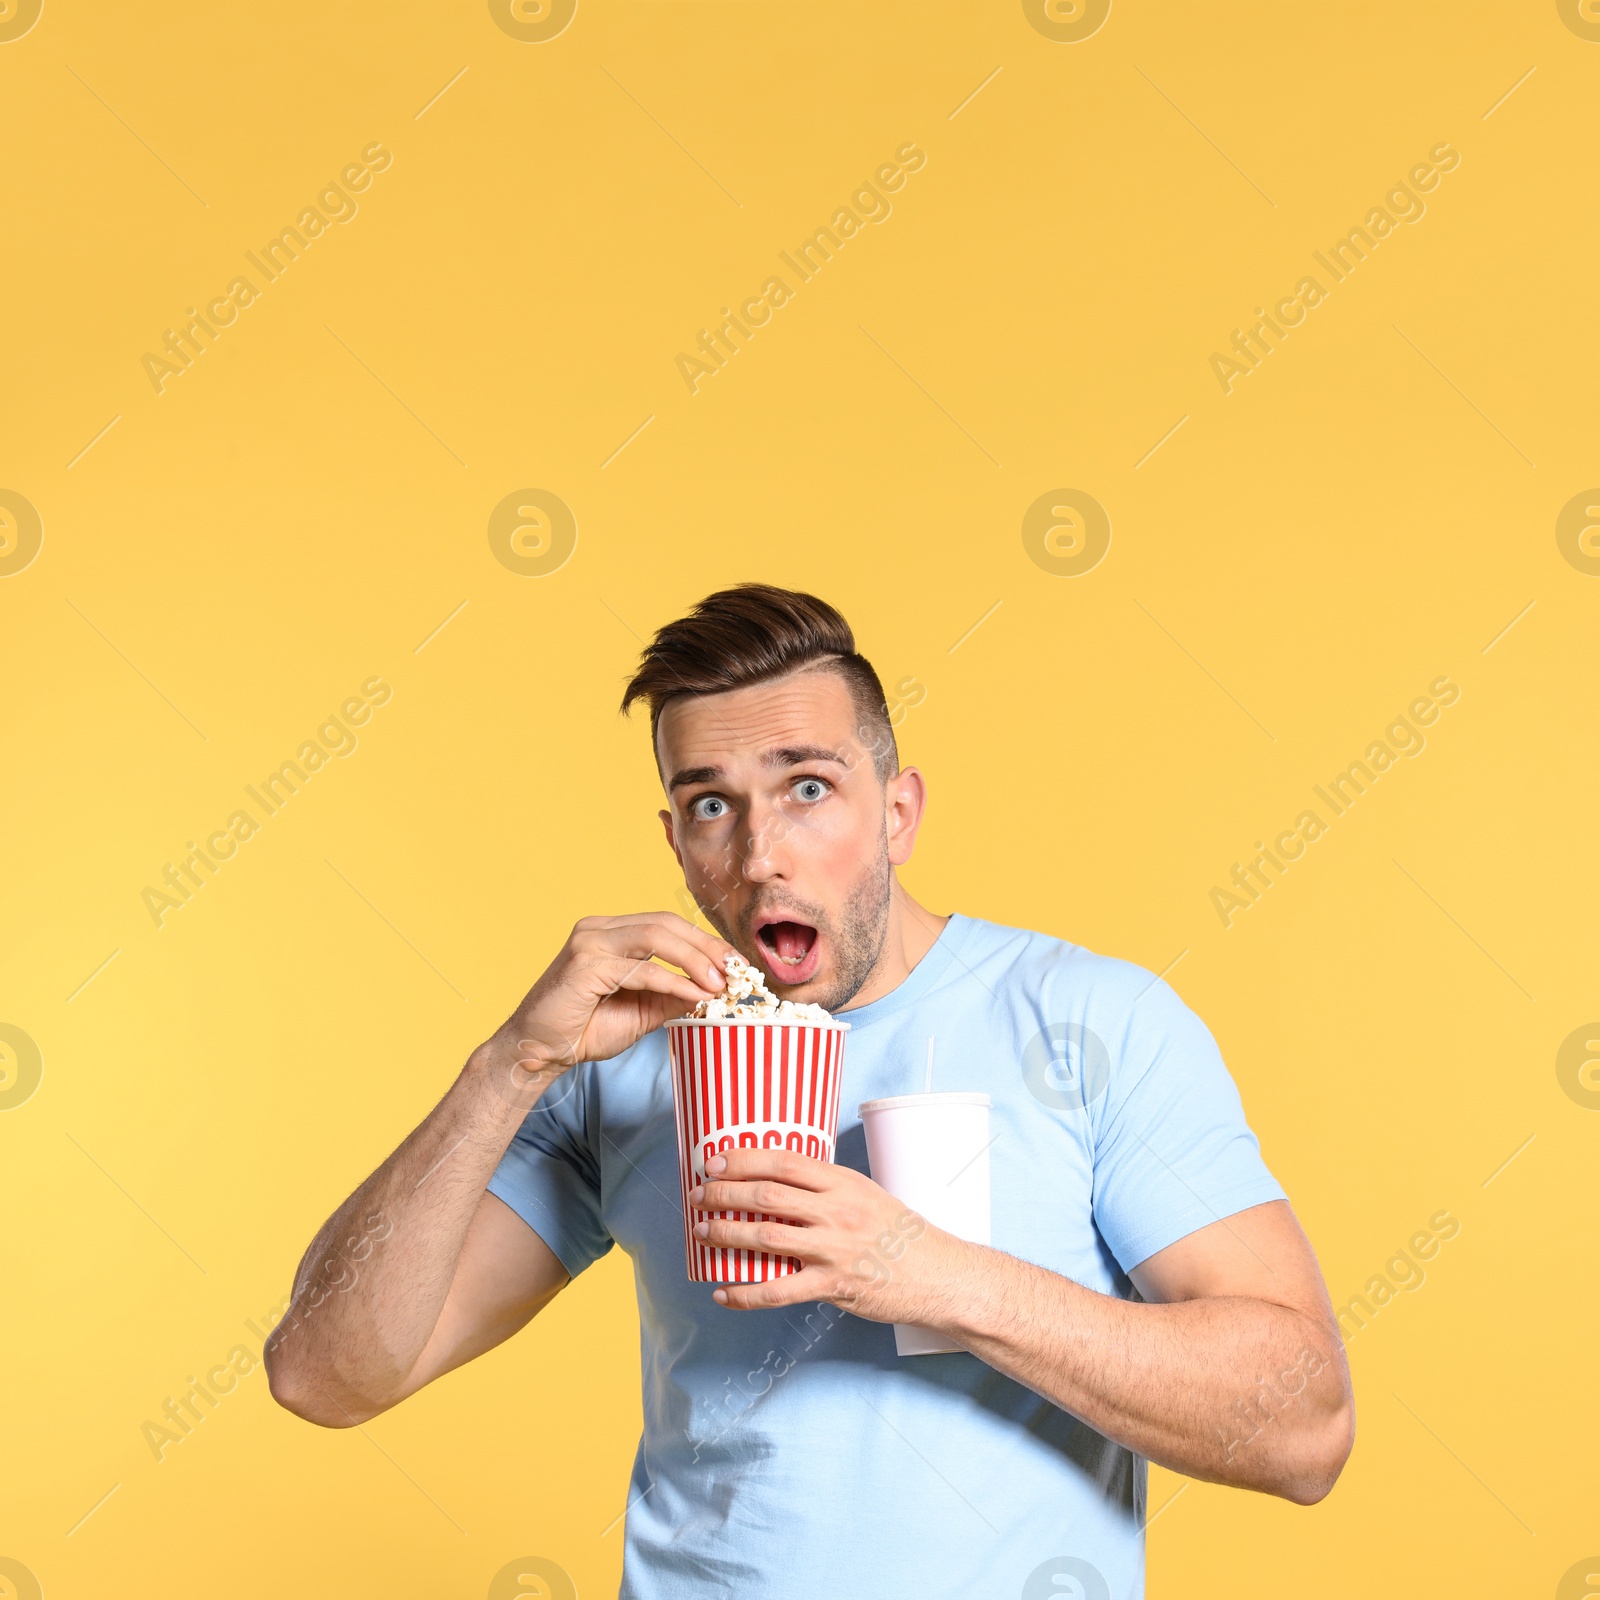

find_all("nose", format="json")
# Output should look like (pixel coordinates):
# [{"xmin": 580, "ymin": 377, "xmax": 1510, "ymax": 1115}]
[{"xmin": 737, "ymin": 799, "xmax": 791, "ymax": 884}]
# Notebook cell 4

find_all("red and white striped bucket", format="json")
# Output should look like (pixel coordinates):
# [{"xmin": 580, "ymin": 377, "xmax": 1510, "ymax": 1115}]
[{"xmin": 665, "ymin": 1017, "xmax": 850, "ymax": 1283}]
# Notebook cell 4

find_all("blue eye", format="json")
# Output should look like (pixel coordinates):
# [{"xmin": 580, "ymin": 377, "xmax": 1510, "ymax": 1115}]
[
  {"xmin": 793, "ymin": 778, "xmax": 827, "ymax": 802},
  {"xmin": 690, "ymin": 795, "xmax": 729, "ymax": 821}
]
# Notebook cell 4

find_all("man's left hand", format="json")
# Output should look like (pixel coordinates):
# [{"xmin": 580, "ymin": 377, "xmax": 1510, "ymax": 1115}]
[{"xmin": 689, "ymin": 1146, "xmax": 968, "ymax": 1318}]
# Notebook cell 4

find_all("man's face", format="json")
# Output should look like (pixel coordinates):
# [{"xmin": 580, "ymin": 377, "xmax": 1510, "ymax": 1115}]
[{"xmin": 656, "ymin": 667, "xmax": 923, "ymax": 1012}]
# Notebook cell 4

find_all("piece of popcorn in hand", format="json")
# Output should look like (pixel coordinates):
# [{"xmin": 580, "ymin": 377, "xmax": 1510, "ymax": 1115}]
[{"xmin": 688, "ymin": 951, "xmax": 833, "ymax": 1022}]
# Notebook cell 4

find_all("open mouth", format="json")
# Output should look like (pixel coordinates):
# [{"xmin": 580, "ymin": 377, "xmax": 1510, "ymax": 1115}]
[{"xmin": 755, "ymin": 919, "xmax": 820, "ymax": 980}]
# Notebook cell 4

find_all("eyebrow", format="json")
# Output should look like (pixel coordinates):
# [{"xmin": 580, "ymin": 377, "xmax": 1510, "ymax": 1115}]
[
  {"xmin": 766, "ymin": 743, "xmax": 847, "ymax": 769},
  {"xmin": 668, "ymin": 765, "xmax": 721, "ymax": 792},
  {"xmin": 666, "ymin": 745, "xmax": 847, "ymax": 793}
]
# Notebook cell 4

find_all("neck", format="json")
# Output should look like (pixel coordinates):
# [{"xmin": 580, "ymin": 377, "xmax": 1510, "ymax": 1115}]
[{"xmin": 839, "ymin": 878, "xmax": 948, "ymax": 1011}]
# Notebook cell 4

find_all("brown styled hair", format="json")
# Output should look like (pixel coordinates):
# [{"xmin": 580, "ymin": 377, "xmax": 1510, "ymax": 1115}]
[{"xmin": 620, "ymin": 584, "xmax": 898, "ymax": 778}]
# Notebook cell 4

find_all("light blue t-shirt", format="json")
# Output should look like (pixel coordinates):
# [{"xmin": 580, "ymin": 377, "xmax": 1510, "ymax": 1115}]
[{"xmin": 488, "ymin": 913, "xmax": 1286, "ymax": 1600}]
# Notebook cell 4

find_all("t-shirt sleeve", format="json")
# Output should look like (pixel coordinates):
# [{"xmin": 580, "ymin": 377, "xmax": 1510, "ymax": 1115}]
[
  {"xmin": 1088, "ymin": 976, "xmax": 1287, "ymax": 1274},
  {"xmin": 486, "ymin": 1070, "xmax": 614, "ymax": 1280}
]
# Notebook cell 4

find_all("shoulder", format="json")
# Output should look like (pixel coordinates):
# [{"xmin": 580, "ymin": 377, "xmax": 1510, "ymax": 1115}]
[
  {"xmin": 956, "ymin": 920, "xmax": 1245, "ymax": 1156},
  {"xmin": 952, "ymin": 914, "xmax": 1211, "ymax": 1056},
  {"xmin": 953, "ymin": 914, "xmax": 1181, "ymax": 1009}
]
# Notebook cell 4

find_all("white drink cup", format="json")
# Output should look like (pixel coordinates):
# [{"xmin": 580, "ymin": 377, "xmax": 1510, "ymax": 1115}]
[{"xmin": 858, "ymin": 1091, "xmax": 992, "ymax": 1356}]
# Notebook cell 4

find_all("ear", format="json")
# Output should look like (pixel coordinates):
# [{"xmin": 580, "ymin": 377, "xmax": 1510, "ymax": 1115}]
[
  {"xmin": 884, "ymin": 766, "xmax": 928, "ymax": 868},
  {"xmin": 659, "ymin": 807, "xmax": 683, "ymax": 867}
]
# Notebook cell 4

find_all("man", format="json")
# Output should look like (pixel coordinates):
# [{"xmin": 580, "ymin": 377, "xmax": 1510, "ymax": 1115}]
[{"xmin": 266, "ymin": 584, "xmax": 1354, "ymax": 1597}]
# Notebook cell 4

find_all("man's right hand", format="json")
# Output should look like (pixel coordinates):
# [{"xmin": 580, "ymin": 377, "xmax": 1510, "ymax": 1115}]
[{"xmin": 491, "ymin": 911, "xmax": 737, "ymax": 1079}]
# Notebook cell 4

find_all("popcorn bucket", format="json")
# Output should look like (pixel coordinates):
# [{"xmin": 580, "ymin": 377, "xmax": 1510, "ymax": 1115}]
[{"xmin": 665, "ymin": 1017, "xmax": 850, "ymax": 1283}]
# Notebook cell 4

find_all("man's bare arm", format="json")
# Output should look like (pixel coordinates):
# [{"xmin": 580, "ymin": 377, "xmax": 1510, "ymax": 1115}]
[
  {"xmin": 264, "ymin": 1051, "xmax": 564, "ymax": 1427},
  {"xmin": 936, "ymin": 1201, "xmax": 1354, "ymax": 1503},
  {"xmin": 694, "ymin": 1152, "xmax": 1355, "ymax": 1505},
  {"xmin": 265, "ymin": 912, "xmax": 736, "ymax": 1427}
]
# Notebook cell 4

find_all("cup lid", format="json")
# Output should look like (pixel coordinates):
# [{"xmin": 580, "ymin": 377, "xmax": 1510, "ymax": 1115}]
[{"xmin": 857, "ymin": 1091, "xmax": 991, "ymax": 1113}]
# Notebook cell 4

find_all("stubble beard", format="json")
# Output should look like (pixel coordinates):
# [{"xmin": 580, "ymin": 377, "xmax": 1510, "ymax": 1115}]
[{"xmin": 807, "ymin": 833, "xmax": 892, "ymax": 1012}]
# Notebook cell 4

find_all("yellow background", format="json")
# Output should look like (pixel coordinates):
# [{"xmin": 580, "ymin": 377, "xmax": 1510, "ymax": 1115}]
[{"xmin": 2, "ymin": 1, "xmax": 1596, "ymax": 1595}]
